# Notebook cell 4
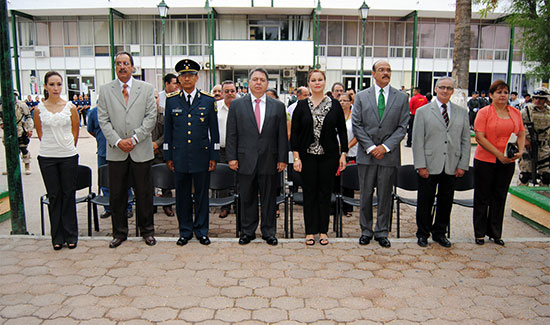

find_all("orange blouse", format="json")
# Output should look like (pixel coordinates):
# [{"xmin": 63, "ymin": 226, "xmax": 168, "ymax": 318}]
[{"xmin": 474, "ymin": 104, "xmax": 524, "ymax": 163}]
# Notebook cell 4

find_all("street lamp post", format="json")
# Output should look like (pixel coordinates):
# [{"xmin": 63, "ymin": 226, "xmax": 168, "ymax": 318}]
[
  {"xmin": 359, "ymin": 1, "xmax": 369, "ymax": 91},
  {"xmin": 157, "ymin": 0, "xmax": 169, "ymax": 85}
]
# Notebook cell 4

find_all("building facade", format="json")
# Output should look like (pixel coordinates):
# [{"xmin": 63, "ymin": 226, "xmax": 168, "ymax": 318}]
[{"xmin": 6, "ymin": 0, "xmax": 536, "ymax": 102}]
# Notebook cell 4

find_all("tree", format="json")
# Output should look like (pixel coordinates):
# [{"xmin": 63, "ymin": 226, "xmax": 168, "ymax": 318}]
[
  {"xmin": 477, "ymin": 0, "xmax": 550, "ymax": 81},
  {"xmin": 452, "ymin": 0, "xmax": 472, "ymax": 99}
]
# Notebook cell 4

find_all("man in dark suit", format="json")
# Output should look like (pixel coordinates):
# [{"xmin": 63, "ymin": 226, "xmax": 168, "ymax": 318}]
[
  {"xmin": 164, "ymin": 59, "xmax": 220, "ymax": 246},
  {"xmin": 226, "ymin": 67, "xmax": 288, "ymax": 246},
  {"xmin": 97, "ymin": 51, "xmax": 157, "ymax": 248},
  {"xmin": 352, "ymin": 60, "xmax": 409, "ymax": 248},
  {"xmin": 412, "ymin": 77, "xmax": 470, "ymax": 248}
]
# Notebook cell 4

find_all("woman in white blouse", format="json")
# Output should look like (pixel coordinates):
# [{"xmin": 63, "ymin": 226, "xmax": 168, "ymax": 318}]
[{"xmin": 34, "ymin": 71, "xmax": 80, "ymax": 250}]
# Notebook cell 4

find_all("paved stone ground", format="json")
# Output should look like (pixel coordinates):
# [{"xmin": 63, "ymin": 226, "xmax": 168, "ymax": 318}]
[{"xmin": 0, "ymin": 236, "xmax": 549, "ymax": 324}]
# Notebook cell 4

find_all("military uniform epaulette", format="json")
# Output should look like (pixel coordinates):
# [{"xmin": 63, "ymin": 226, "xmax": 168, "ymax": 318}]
[
  {"xmin": 200, "ymin": 90, "xmax": 214, "ymax": 98},
  {"xmin": 167, "ymin": 90, "xmax": 180, "ymax": 98}
]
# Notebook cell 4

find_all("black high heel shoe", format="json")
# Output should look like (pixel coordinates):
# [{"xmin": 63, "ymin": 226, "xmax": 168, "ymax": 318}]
[
  {"xmin": 68, "ymin": 242, "xmax": 77, "ymax": 249},
  {"xmin": 53, "ymin": 244, "xmax": 62, "ymax": 250},
  {"xmin": 475, "ymin": 238, "xmax": 484, "ymax": 245},
  {"xmin": 490, "ymin": 238, "xmax": 505, "ymax": 246}
]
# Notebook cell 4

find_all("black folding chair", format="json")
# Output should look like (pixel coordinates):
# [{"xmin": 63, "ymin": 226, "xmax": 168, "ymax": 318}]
[
  {"xmin": 40, "ymin": 165, "xmax": 97, "ymax": 236},
  {"xmin": 152, "ymin": 163, "xmax": 176, "ymax": 210},
  {"xmin": 90, "ymin": 164, "xmax": 135, "ymax": 235},
  {"xmin": 450, "ymin": 166, "xmax": 475, "ymax": 237},
  {"xmin": 209, "ymin": 163, "xmax": 240, "ymax": 237}
]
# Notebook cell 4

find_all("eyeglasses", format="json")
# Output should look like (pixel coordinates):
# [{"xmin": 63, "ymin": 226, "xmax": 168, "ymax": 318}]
[
  {"xmin": 115, "ymin": 61, "xmax": 132, "ymax": 67},
  {"xmin": 224, "ymin": 89, "xmax": 236, "ymax": 93},
  {"xmin": 437, "ymin": 86, "xmax": 454, "ymax": 92}
]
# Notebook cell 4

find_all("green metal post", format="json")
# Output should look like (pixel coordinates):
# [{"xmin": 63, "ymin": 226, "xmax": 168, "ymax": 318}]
[
  {"xmin": 210, "ymin": 9, "xmax": 215, "ymax": 90},
  {"xmin": 359, "ymin": 19, "xmax": 366, "ymax": 90},
  {"xmin": 312, "ymin": 10, "xmax": 317, "ymax": 67},
  {"xmin": 410, "ymin": 11, "xmax": 418, "ymax": 89},
  {"xmin": 10, "ymin": 11, "xmax": 20, "ymax": 95},
  {"xmin": 1, "ymin": 3, "xmax": 27, "ymax": 234},
  {"xmin": 109, "ymin": 9, "xmax": 115, "ymax": 80},
  {"xmin": 161, "ymin": 16, "xmax": 166, "ymax": 84},
  {"xmin": 507, "ymin": 25, "xmax": 514, "ymax": 86}
]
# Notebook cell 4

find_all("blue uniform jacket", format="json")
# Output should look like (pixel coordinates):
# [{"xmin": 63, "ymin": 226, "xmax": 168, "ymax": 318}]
[{"xmin": 164, "ymin": 89, "xmax": 220, "ymax": 173}]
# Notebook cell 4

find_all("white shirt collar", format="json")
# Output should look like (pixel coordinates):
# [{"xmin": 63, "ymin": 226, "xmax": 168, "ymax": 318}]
[
  {"xmin": 251, "ymin": 93, "xmax": 266, "ymax": 103},
  {"xmin": 183, "ymin": 88, "xmax": 197, "ymax": 101},
  {"xmin": 435, "ymin": 97, "xmax": 451, "ymax": 116},
  {"xmin": 118, "ymin": 77, "xmax": 133, "ymax": 89},
  {"xmin": 374, "ymin": 83, "xmax": 390, "ymax": 96}
]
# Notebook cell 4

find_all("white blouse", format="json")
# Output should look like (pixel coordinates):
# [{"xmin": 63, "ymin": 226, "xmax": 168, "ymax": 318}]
[{"xmin": 38, "ymin": 102, "xmax": 78, "ymax": 158}]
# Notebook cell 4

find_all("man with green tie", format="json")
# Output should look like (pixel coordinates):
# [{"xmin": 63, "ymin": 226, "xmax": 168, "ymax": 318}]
[{"xmin": 352, "ymin": 60, "xmax": 410, "ymax": 248}]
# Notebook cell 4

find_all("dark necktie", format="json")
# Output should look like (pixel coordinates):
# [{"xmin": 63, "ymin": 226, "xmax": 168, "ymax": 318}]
[
  {"xmin": 442, "ymin": 103, "xmax": 449, "ymax": 127},
  {"xmin": 187, "ymin": 94, "xmax": 192, "ymax": 106}
]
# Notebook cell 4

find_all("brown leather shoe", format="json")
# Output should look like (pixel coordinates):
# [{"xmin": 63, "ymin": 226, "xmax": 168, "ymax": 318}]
[
  {"xmin": 144, "ymin": 236, "xmax": 157, "ymax": 246},
  {"xmin": 109, "ymin": 238, "xmax": 126, "ymax": 248},
  {"xmin": 218, "ymin": 209, "xmax": 229, "ymax": 219},
  {"xmin": 163, "ymin": 206, "xmax": 175, "ymax": 217}
]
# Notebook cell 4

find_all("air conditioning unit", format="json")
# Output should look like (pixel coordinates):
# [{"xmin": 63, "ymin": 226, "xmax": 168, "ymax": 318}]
[
  {"xmin": 283, "ymin": 69, "xmax": 295, "ymax": 78},
  {"xmin": 297, "ymin": 65, "xmax": 309, "ymax": 72},
  {"xmin": 204, "ymin": 61, "xmax": 211, "ymax": 70},
  {"xmin": 35, "ymin": 51, "xmax": 46, "ymax": 58},
  {"xmin": 218, "ymin": 65, "xmax": 230, "ymax": 70}
]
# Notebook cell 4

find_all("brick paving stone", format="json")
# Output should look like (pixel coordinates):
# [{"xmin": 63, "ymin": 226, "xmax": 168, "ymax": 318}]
[
  {"xmin": 395, "ymin": 307, "xmax": 434, "ymax": 322},
  {"xmin": 57, "ymin": 285, "xmax": 91, "ymax": 296},
  {"xmin": 239, "ymin": 276, "xmax": 270, "ymax": 289},
  {"xmin": 220, "ymin": 285, "xmax": 253, "ymax": 298},
  {"xmin": 360, "ymin": 307, "xmax": 397, "ymax": 322},
  {"xmin": 384, "ymin": 286, "xmax": 417, "ymax": 298},
  {"xmin": 234, "ymin": 297, "xmax": 269, "ymax": 310},
  {"xmin": 141, "ymin": 307, "xmax": 179, "ymax": 322},
  {"xmin": 252, "ymin": 308, "xmax": 288, "ymax": 322},
  {"xmin": 430, "ymin": 307, "xmax": 469, "ymax": 321},
  {"xmin": 467, "ymin": 305, "xmax": 504, "ymax": 321},
  {"xmin": 254, "ymin": 286, "xmax": 287, "ymax": 298},
  {"xmin": 130, "ymin": 296, "xmax": 167, "ymax": 309},
  {"xmin": 96, "ymin": 296, "xmax": 133, "ymax": 309},
  {"xmin": 532, "ymin": 304, "xmax": 550, "ymax": 317},
  {"xmin": 288, "ymin": 307, "xmax": 324, "ymax": 323},
  {"xmin": 215, "ymin": 307, "xmax": 251, "ymax": 322},
  {"xmin": 2, "ymin": 293, "xmax": 33, "ymax": 306},
  {"xmin": 271, "ymin": 297, "xmax": 304, "ymax": 310},
  {"xmin": 270, "ymin": 277, "xmax": 301, "ymax": 288},
  {"xmin": 4, "ymin": 317, "xmax": 43, "ymax": 325},
  {"xmin": 69, "ymin": 306, "xmax": 106, "ymax": 320},
  {"xmin": 0, "ymin": 304, "xmax": 39, "ymax": 318},
  {"xmin": 497, "ymin": 304, "xmax": 539, "ymax": 319},
  {"xmin": 199, "ymin": 296, "xmax": 235, "ymax": 309},
  {"xmin": 79, "ymin": 319, "xmax": 116, "ymax": 325},
  {"xmin": 29, "ymin": 293, "xmax": 66, "ymax": 307},
  {"xmin": 405, "ymin": 296, "xmax": 442, "ymax": 310},
  {"xmin": 89, "ymin": 285, "xmax": 123, "ymax": 297},
  {"xmin": 64, "ymin": 295, "xmax": 99, "ymax": 307},
  {"xmin": 304, "ymin": 297, "xmax": 339, "ymax": 309},
  {"xmin": 105, "ymin": 307, "xmax": 142, "ymax": 321},
  {"xmin": 41, "ymin": 318, "xmax": 80, "ymax": 325},
  {"xmin": 325, "ymin": 307, "xmax": 362, "ymax": 322},
  {"xmin": 374, "ymin": 297, "xmax": 408, "ymax": 309}
]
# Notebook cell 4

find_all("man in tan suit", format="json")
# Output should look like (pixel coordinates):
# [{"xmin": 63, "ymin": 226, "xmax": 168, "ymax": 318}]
[
  {"xmin": 98, "ymin": 51, "xmax": 157, "ymax": 248},
  {"xmin": 412, "ymin": 77, "xmax": 470, "ymax": 248}
]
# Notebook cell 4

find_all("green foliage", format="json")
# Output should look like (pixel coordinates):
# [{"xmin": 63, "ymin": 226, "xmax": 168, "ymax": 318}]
[{"xmin": 476, "ymin": 0, "xmax": 550, "ymax": 81}]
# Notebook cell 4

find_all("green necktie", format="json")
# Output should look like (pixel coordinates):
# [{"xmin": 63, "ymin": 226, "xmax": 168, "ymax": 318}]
[{"xmin": 378, "ymin": 89, "xmax": 386, "ymax": 120}]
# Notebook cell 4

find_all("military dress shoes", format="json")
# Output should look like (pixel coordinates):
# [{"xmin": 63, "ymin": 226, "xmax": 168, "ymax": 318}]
[
  {"xmin": 491, "ymin": 238, "xmax": 505, "ymax": 246},
  {"xmin": 359, "ymin": 235, "xmax": 371, "ymax": 245},
  {"xmin": 144, "ymin": 236, "xmax": 157, "ymax": 246},
  {"xmin": 239, "ymin": 234, "xmax": 256, "ymax": 245},
  {"xmin": 262, "ymin": 236, "xmax": 278, "ymax": 246},
  {"xmin": 433, "ymin": 236, "xmax": 451, "ymax": 248},
  {"xmin": 417, "ymin": 237, "xmax": 428, "ymax": 247},
  {"xmin": 100, "ymin": 211, "xmax": 111, "ymax": 219},
  {"xmin": 376, "ymin": 237, "xmax": 391, "ymax": 248},
  {"xmin": 109, "ymin": 238, "xmax": 126, "ymax": 248},
  {"xmin": 177, "ymin": 237, "xmax": 190, "ymax": 246},
  {"xmin": 198, "ymin": 235, "xmax": 211, "ymax": 245}
]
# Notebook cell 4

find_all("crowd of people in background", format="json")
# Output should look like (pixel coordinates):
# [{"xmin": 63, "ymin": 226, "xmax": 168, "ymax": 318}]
[{"xmin": 3, "ymin": 54, "xmax": 548, "ymax": 251}]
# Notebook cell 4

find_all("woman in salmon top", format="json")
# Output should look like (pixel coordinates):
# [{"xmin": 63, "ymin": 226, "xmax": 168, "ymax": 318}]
[{"xmin": 473, "ymin": 80, "xmax": 525, "ymax": 246}]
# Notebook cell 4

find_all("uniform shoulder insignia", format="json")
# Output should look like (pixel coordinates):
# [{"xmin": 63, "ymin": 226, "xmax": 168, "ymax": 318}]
[
  {"xmin": 167, "ymin": 90, "xmax": 180, "ymax": 98},
  {"xmin": 200, "ymin": 90, "xmax": 214, "ymax": 98},
  {"xmin": 214, "ymin": 101, "xmax": 217, "ymax": 112}
]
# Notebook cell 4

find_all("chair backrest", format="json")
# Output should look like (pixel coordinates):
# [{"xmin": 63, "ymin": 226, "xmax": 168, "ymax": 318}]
[
  {"xmin": 97, "ymin": 164, "xmax": 110, "ymax": 188},
  {"xmin": 76, "ymin": 165, "xmax": 93, "ymax": 192},
  {"xmin": 289, "ymin": 168, "xmax": 303, "ymax": 189},
  {"xmin": 454, "ymin": 166, "xmax": 475, "ymax": 191},
  {"xmin": 396, "ymin": 164, "xmax": 419, "ymax": 191},
  {"xmin": 210, "ymin": 163, "xmax": 236, "ymax": 190},
  {"xmin": 152, "ymin": 163, "xmax": 175, "ymax": 190},
  {"xmin": 340, "ymin": 163, "xmax": 360, "ymax": 191}
]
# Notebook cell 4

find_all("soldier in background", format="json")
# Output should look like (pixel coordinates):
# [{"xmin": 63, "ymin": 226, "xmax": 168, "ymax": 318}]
[
  {"xmin": 467, "ymin": 91, "xmax": 481, "ymax": 129},
  {"xmin": 479, "ymin": 90, "xmax": 490, "ymax": 108},
  {"xmin": 518, "ymin": 87, "xmax": 550, "ymax": 186},
  {"xmin": 0, "ymin": 90, "xmax": 34, "ymax": 175}
]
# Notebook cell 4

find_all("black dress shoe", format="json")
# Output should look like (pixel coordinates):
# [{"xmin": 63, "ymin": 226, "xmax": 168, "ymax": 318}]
[
  {"xmin": 375, "ymin": 237, "xmax": 391, "ymax": 248},
  {"xmin": 239, "ymin": 234, "xmax": 256, "ymax": 245},
  {"xmin": 475, "ymin": 238, "xmax": 485, "ymax": 245},
  {"xmin": 218, "ymin": 210, "xmax": 229, "ymax": 219},
  {"xmin": 109, "ymin": 238, "xmax": 126, "ymax": 248},
  {"xmin": 67, "ymin": 242, "xmax": 77, "ymax": 249},
  {"xmin": 126, "ymin": 210, "xmax": 133, "ymax": 219},
  {"xmin": 144, "ymin": 236, "xmax": 157, "ymax": 246},
  {"xmin": 359, "ymin": 235, "xmax": 371, "ymax": 245},
  {"xmin": 417, "ymin": 237, "xmax": 428, "ymax": 247},
  {"xmin": 198, "ymin": 235, "xmax": 211, "ymax": 245},
  {"xmin": 177, "ymin": 237, "xmax": 190, "ymax": 246},
  {"xmin": 433, "ymin": 236, "xmax": 451, "ymax": 248},
  {"xmin": 163, "ymin": 206, "xmax": 175, "ymax": 217},
  {"xmin": 491, "ymin": 238, "xmax": 505, "ymax": 246},
  {"xmin": 262, "ymin": 236, "xmax": 278, "ymax": 246},
  {"xmin": 100, "ymin": 211, "xmax": 111, "ymax": 219}
]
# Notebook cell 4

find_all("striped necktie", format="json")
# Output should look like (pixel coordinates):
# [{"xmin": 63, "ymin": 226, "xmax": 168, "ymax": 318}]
[{"xmin": 442, "ymin": 103, "xmax": 449, "ymax": 127}]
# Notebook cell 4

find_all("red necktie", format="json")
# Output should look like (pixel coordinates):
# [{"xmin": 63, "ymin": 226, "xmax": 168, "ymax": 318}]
[
  {"xmin": 122, "ymin": 84, "xmax": 129, "ymax": 105},
  {"xmin": 254, "ymin": 98, "xmax": 261, "ymax": 132}
]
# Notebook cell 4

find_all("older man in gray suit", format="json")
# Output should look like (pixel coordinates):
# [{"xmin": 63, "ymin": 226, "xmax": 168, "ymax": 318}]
[
  {"xmin": 352, "ymin": 60, "xmax": 409, "ymax": 248},
  {"xmin": 98, "ymin": 51, "xmax": 157, "ymax": 248},
  {"xmin": 412, "ymin": 77, "xmax": 470, "ymax": 248}
]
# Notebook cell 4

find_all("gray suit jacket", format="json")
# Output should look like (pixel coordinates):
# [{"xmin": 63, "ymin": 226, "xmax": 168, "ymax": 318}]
[
  {"xmin": 412, "ymin": 100, "xmax": 471, "ymax": 175},
  {"xmin": 352, "ymin": 86, "xmax": 409, "ymax": 166},
  {"xmin": 97, "ymin": 78, "xmax": 157, "ymax": 162},
  {"xmin": 225, "ymin": 94, "xmax": 288, "ymax": 176}
]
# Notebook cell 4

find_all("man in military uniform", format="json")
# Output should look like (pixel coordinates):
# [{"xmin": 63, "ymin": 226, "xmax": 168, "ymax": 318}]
[
  {"xmin": 467, "ymin": 91, "xmax": 481, "ymax": 129},
  {"xmin": 164, "ymin": 58, "xmax": 220, "ymax": 246},
  {"xmin": 519, "ymin": 87, "xmax": 550, "ymax": 185},
  {"xmin": 0, "ymin": 90, "xmax": 34, "ymax": 175}
]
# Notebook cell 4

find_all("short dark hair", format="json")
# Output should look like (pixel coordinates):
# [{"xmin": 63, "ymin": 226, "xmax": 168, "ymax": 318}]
[
  {"xmin": 511, "ymin": 91, "xmax": 518, "ymax": 96},
  {"xmin": 346, "ymin": 88, "xmax": 356, "ymax": 94},
  {"xmin": 296, "ymin": 86, "xmax": 308, "ymax": 96},
  {"xmin": 331, "ymin": 82, "xmax": 344, "ymax": 92},
  {"xmin": 221, "ymin": 80, "xmax": 234, "ymax": 88},
  {"xmin": 163, "ymin": 73, "xmax": 177, "ymax": 85},
  {"xmin": 115, "ymin": 51, "xmax": 134, "ymax": 66},
  {"xmin": 488, "ymin": 80, "xmax": 509, "ymax": 95},
  {"xmin": 413, "ymin": 87, "xmax": 421, "ymax": 92},
  {"xmin": 248, "ymin": 67, "xmax": 269, "ymax": 81},
  {"xmin": 266, "ymin": 88, "xmax": 279, "ymax": 99}
]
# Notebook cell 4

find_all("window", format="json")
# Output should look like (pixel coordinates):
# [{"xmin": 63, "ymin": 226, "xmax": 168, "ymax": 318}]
[
  {"xmin": 36, "ymin": 22, "xmax": 49, "ymax": 46},
  {"xmin": 374, "ymin": 22, "xmax": 388, "ymax": 46},
  {"xmin": 390, "ymin": 22, "xmax": 405, "ymax": 46},
  {"xmin": 49, "ymin": 22, "xmax": 63, "ymax": 45},
  {"xmin": 94, "ymin": 21, "xmax": 109, "ymax": 44},
  {"xmin": 18, "ymin": 21, "xmax": 35, "ymax": 46},
  {"xmin": 171, "ymin": 20, "xmax": 187, "ymax": 44},
  {"xmin": 318, "ymin": 21, "xmax": 327, "ymax": 45},
  {"xmin": 125, "ymin": 20, "xmax": 140, "ymax": 44},
  {"xmin": 141, "ymin": 20, "xmax": 154, "ymax": 44},
  {"xmin": 79, "ymin": 21, "xmax": 93, "ymax": 45},
  {"xmin": 434, "ymin": 23, "xmax": 450, "ymax": 47},
  {"xmin": 327, "ymin": 21, "xmax": 342, "ymax": 45},
  {"xmin": 63, "ymin": 22, "xmax": 78, "ymax": 45},
  {"xmin": 188, "ymin": 20, "xmax": 206, "ymax": 45},
  {"xmin": 479, "ymin": 25, "xmax": 495, "ymax": 49},
  {"xmin": 343, "ymin": 21, "xmax": 358, "ymax": 45},
  {"xmin": 494, "ymin": 25, "xmax": 510, "ymax": 49},
  {"xmin": 418, "ymin": 23, "xmax": 434, "ymax": 48}
]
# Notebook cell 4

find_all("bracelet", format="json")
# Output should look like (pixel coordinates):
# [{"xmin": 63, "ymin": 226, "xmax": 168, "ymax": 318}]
[{"xmin": 294, "ymin": 157, "xmax": 301, "ymax": 162}]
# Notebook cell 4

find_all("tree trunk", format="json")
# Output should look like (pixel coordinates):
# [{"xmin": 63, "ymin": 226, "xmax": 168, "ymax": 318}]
[{"xmin": 452, "ymin": 0, "xmax": 472, "ymax": 106}]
